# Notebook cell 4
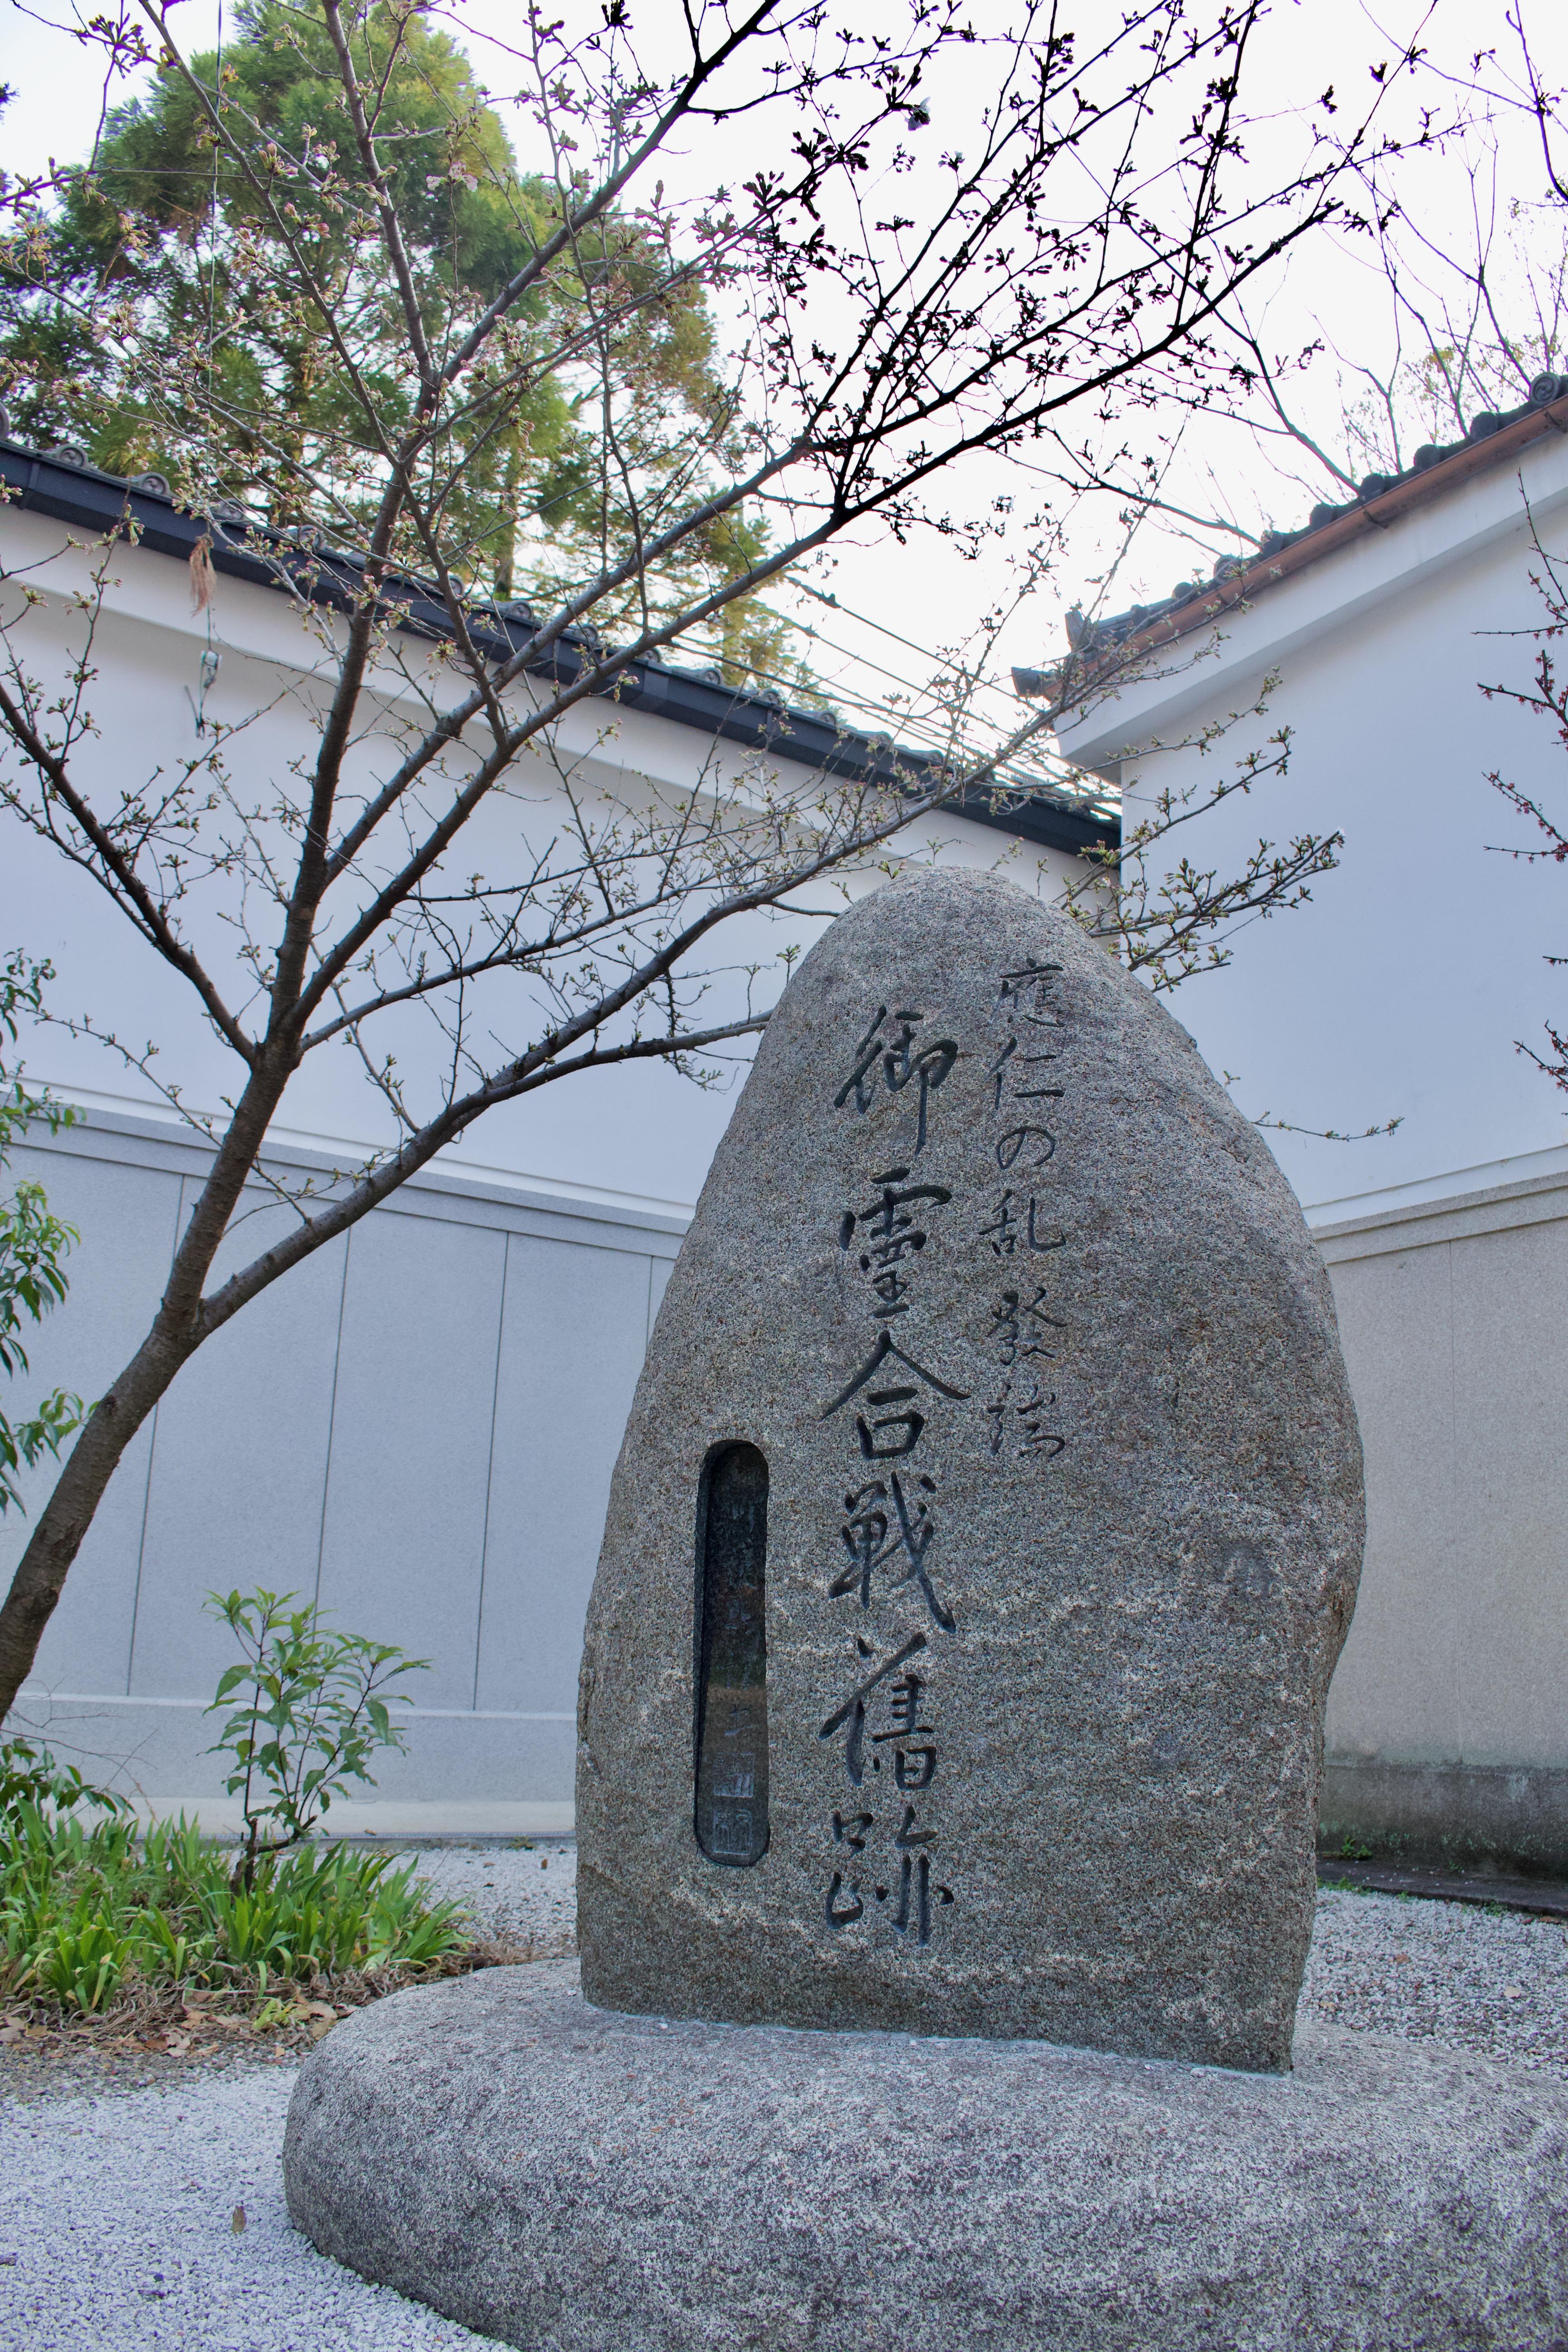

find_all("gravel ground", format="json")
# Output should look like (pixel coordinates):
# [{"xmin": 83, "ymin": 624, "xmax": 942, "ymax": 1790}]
[
  {"xmin": 0, "ymin": 2068, "xmax": 497, "ymax": 2349},
  {"xmin": 1302, "ymin": 1880, "xmax": 1568, "ymax": 2071},
  {"xmin": 407, "ymin": 1837, "xmax": 578, "ymax": 1958},
  {"xmin": 3, "ymin": 1854, "xmax": 1566, "ymax": 2351}
]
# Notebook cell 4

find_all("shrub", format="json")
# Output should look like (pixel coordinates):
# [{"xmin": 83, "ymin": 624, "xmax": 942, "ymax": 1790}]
[
  {"xmin": 0, "ymin": 1592, "xmax": 462, "ymax": 2022},
  {"xmin": 0, "ymin": 1741, "xmax": 468, "ymax": 2019},
  {"xmin": 204, "ymin": 1587, "xmax": 430, "ymax": 1886}
]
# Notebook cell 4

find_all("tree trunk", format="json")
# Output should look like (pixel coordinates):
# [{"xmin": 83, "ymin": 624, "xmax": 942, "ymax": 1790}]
[{"xmin": 0, "ymin": 1323, "xmax": 197, "ymax": 1726}]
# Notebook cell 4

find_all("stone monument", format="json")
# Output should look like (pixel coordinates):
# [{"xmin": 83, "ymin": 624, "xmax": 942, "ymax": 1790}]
[
  {"xmin": 284, "ymin": 872, "xmax": 1568, "ymax": 2352},
  {"xmin": 578, "ymin": 866, "xmax": 1362, "ymax": 2067}
]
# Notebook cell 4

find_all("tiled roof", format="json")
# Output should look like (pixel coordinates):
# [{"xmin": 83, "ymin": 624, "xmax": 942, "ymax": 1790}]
[
  {"xmin": 1014, "ymin": 373, "xmax": 1568, "ymax": 710},
  {"xmin": 0, "ymin": 433, "xmax": 1117, "ymax": 857}
]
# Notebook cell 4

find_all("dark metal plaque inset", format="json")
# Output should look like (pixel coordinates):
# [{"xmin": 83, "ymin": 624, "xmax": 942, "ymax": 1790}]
[{"xmin": 694, "ymin": 1442, "xmax": 769, "ymax": 1867}]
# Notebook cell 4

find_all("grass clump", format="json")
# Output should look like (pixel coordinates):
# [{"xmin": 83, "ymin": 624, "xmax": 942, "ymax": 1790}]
[{"xmin": 0, "ymin": 1740, "xmax": 469, "ymax": 2023}]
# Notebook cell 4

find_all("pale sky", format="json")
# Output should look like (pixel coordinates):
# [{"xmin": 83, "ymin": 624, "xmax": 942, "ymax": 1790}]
[{"xmin": 3, "ymin": 0, "xmax": 1565, "ymax": 739}]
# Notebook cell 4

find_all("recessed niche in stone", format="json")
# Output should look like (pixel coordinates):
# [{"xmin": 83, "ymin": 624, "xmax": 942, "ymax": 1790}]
[{"xmin": 693, "ymin": 1441, "xmax": 769, "ymax": 1867}]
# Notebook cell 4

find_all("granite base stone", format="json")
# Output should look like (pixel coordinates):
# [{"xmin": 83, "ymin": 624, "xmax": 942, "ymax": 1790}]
[{"xmin": 284, "ymin": 1962, "xmax": 1568, "ymax": 2352}]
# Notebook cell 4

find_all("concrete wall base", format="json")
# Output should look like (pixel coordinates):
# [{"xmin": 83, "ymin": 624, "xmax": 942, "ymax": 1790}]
[
  {"xmin": 8, "ymin": 1689, "xmax": 575, "ymax": 1808},
  {"xmin": 1319, "ymin": 1757, "xmax": 1568, "ymax": 1880}
]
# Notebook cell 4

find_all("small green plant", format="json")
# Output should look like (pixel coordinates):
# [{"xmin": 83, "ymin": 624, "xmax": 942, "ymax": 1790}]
[
  {"xmin": 0, "ymin": 1736, "xmax": 467, "ymax": 2018},
  {"xmin": 205, "ymin": 1588, "xmax": 430, "ymax": 1887},
  {"xmin": 1337, "ymin": 1836, "xmax": 1375, "ymax": 1862},
  {"xmin": 31, "ymin": 1901, "xmax": 135, "ymax": 2013},
  {"xmin": 0, "ymin": 952, "xmax": 85, "ymax": 1516},
  {"xmin": 0, "ymin": 1735, "xmax": 129, "ymax": 1822}
]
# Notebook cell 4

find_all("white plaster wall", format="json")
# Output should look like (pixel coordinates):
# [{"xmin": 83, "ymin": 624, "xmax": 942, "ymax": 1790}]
[
  {"xmin": 1056, "ymin": 442, "xmax": 1568, "ymax": 1793},
  {"xmin": 1055, "ymin": 431, "xmax": 1568, "ymax": 1217},
  {"xmin": 0, "ymin": 510, "xmax": 1088, "ymax": 1805},
  {"xmin": 1, "ymin": 507, "xmax": 1080, "ymax": 1210}
]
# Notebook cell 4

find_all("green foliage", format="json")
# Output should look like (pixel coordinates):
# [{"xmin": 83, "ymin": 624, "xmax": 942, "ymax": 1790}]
[
  {"xmin": 0, "ymin": 1734, "xmax": 129, "ymax": 1821},
  {"xmin": 0, "ymin": 0, "xmax": 802, "ymax": 684},
  {"xmin": 0, "ymin": 1738, "xmax": 467, "ymax": 2014},
  {"xmin": 205, "ymin": 1585, "xmax": 429, "ymax": 1883},
  {"xmin": 0, "ymin": 953, "xmax": 83, "ymax": 1515},
  {"xmin": 30, "ymin": 1902, "xmax": 135, "ymax": 2014}
]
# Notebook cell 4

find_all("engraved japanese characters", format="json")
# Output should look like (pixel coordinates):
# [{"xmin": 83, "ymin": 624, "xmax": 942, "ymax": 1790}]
[{"xmin": 576, "ymin": 868, "xmax": 1363, "ymax": 2068}]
